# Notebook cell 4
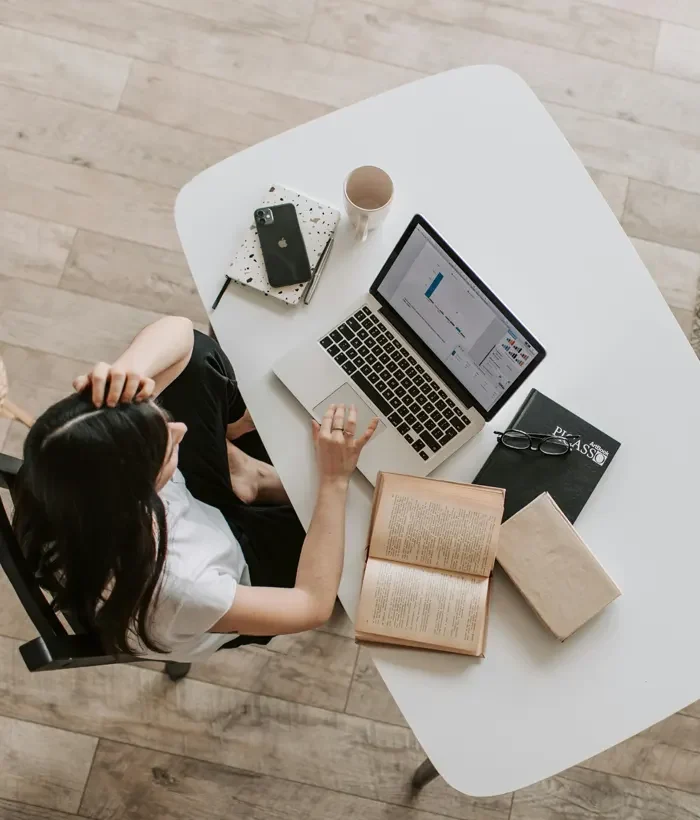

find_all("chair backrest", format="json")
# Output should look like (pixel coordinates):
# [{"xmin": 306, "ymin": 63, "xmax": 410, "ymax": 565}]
[{"xmin": 0, "ymin": 453, "xmax": 136, "ymax": 671}]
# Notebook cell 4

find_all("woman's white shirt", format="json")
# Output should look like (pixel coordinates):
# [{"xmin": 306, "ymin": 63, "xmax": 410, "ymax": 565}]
[{"xmin": 136, "ymin": 469, "xmax": 249, "ymax": 662}]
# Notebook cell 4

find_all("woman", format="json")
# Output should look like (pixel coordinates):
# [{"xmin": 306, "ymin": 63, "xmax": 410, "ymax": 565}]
[{"xmin": 13, "ymin": 317, "xmax": 377, "ymax": 662}]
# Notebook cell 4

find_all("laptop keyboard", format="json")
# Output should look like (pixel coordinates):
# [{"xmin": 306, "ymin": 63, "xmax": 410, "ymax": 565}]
[{"xmin": 319, "ymin": 306, "xmax": 470, "ymax": 461}]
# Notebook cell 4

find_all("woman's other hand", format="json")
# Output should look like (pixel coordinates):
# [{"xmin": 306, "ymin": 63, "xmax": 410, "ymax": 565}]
[
  {"xmin": 73, "ymin": 363, "xmax": 156, "ymax": 408},
  {"xmin": 312, "ymin": 404, "xmax": 378, "ymax": 486}
]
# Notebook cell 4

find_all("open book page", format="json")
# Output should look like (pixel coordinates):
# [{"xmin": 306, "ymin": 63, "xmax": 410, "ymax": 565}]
[
  {"xmin": 355, "ymin": 558, "xmax": 490, "ymax": 655},
  {"xmin": 368, "ymin": 473, "xmax": 504, "ymax": 578}
]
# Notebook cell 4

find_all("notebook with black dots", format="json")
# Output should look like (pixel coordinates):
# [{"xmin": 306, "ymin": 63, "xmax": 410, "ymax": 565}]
[{"xmin": 228, "ymin": 185, "xmax": 340, "ymax": 306}]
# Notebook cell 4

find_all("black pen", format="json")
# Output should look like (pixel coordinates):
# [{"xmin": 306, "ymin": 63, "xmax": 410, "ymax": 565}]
[
  {"xmin": 303, "ymin": 236, "xmax": 334, "ymax": 305},
  {"xmin": 211, "ymin": 275, "xmax": 232, "ymax": 311}
]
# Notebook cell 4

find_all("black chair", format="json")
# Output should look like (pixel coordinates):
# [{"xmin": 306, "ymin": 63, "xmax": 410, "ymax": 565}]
[{"xmin": 0, "ymin": 452, "xmax": 190, "ymax": 681}]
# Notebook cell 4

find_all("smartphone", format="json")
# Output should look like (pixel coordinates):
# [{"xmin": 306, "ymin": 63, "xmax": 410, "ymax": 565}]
[{"xmin": 254, "ymin": 204, "xmax": 311, "ymax": 288}]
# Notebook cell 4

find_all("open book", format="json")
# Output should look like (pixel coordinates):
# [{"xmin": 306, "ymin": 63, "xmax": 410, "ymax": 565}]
[{"xmin": 355, "ymin": 473, "xmax": 505, "ymax": 656}]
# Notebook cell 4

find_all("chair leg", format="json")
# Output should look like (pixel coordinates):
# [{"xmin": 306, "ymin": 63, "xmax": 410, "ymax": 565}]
[
  {"xmin": 411, "ymin": 757, "xmax": 439, "ymax": 791},
  {"xmin": 1, "ymin": 399, "xmax": 34, "ymax": 428},
  {"xmin": 164, "ymin": 661, "xmax": 191, "ymax": 682}
]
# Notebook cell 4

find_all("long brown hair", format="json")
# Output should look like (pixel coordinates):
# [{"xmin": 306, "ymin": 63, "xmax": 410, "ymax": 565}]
[{"xmin": 13, "ymin": 392, "xmax": 170, "ymax": 654}]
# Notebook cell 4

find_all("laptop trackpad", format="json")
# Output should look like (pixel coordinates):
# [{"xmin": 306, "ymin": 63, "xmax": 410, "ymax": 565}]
[{"xmin": 312, "ymin": 384, "xmax": 386, "ymax": 439}]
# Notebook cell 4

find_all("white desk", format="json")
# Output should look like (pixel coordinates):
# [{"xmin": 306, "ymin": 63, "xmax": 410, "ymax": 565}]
[{"xmin": 175, "ymin": 66, "xmax": 700, "ymax": 797}]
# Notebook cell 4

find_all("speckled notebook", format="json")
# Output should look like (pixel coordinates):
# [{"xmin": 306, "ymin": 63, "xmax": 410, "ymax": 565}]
[{"xmin": 228, "ymin": 185, "xmax": 340, "ymax": 306}]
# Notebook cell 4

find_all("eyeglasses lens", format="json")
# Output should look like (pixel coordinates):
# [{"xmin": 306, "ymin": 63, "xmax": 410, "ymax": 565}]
[
  {"xmin": 501, "ymin": 430, "xmax": 530, "ymax": 450},
  {"xmin": 540, "ymin": 436, "xmax": 570, "ymax": 456}
]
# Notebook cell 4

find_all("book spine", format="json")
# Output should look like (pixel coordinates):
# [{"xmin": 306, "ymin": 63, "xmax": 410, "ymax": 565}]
[{"xmin": 510, "ymin": 388, "xmax": 539, "ymax": 429}]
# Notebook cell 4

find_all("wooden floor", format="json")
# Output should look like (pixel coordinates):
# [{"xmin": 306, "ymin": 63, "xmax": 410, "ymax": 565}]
[{"xmin": 1, "ymin": 1, "xmax": 700, "ymax": 818}]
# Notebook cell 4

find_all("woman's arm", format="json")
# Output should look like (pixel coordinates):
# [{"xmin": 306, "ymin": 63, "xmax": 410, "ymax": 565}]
[
  {"xmin": 212, "ymin": 404, "xmax": 378, "ymax": 635},
  {"xmin": 73, "ymin": 317, "xmax": 194, "ymax": 407}
]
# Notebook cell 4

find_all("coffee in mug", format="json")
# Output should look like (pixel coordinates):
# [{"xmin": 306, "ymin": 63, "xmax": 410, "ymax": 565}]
[{"xmin": 344, "ymin": 166, "xmax": 394, "ymax": 242}]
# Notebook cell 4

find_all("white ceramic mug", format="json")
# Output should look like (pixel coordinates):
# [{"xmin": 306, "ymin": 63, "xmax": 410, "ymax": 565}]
[{"xmin": 344, "ymin": 165, "xmax": 394, "ymax": 242}]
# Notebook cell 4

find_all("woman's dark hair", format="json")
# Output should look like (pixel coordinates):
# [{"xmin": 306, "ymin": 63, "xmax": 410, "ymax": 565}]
[{"xmin": 12, "ymin": 392, "xmax": 170, "ymax": 655}]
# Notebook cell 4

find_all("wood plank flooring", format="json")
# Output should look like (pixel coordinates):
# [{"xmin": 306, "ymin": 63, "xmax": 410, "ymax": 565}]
[{"xmin": 0, "ymin": 1, "xmax": 699, "ymax": 817}]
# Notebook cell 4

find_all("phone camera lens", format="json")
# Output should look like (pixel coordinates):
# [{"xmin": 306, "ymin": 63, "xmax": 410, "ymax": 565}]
[{"xmin": 255, "ymin": 208, "xmax": 274, "ymax": 226}]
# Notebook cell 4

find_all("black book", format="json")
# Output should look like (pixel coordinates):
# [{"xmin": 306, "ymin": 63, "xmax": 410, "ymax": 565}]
[{"xmin": 474, "ymin": 389, "xmax": 621, "ymax": 523}]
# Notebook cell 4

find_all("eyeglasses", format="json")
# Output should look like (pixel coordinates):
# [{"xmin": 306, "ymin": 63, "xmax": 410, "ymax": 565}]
[{"xmin": 494, "ymin": 429, "xmax": 581, "ymax": 456}]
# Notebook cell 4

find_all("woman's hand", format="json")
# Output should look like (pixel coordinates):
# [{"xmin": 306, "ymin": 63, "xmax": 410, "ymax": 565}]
[
  {"xmin": 312, "ymin": 404, "xmax": 378, "ymax": 486},
  {"xmin": 73, "ymin": 363, "xmax": 156, "ymax": 408},
  {"xmin": 214, "ymin": 403, "xmax": 378, "ymax": 637},
  {"xmin": 73, "ymin": 317, "xmax": 194, "ymax": 408}
]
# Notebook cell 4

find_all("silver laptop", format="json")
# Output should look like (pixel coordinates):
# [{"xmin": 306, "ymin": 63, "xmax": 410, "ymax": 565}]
[{"xmin": 274, "ymin": 215, "xmax": 546, "ymax": 484}]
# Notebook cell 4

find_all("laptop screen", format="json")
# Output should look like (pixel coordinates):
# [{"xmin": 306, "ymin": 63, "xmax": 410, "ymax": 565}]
[{"xmin": 375, "ymin": 220, "xmax": 541, "ymax": 414}]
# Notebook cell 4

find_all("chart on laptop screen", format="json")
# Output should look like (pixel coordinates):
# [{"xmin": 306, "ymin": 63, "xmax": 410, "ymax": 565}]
[{"xmin": 378, "ymin": 224, "xmax": 538, "ymax": 410}]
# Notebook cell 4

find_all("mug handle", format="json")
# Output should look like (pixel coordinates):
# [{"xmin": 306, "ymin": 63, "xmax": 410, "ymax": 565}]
[{"xmin": 355, "ymin": 214, "xmax": 369, "ymax": 242}]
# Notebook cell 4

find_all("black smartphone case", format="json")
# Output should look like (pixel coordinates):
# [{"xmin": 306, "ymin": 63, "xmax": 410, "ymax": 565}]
[{"xmin": 255, "ymin": 203, "xmax": 311, "ymax": 288}]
